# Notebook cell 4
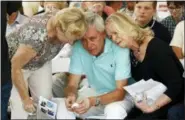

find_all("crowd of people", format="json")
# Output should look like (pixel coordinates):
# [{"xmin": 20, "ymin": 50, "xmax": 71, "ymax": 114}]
[{"xmin": 1, "ymin": 1, "xmax": 184, "ymax": 120}]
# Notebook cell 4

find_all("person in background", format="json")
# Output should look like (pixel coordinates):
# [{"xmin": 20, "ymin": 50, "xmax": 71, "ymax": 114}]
[
  {"xmin": 69, "ymin": 0, "xmax": 82, "ymax": 8},
  {"xmin": 170, "ymin": 20, "xmax": 184, "ymax": 66},
  {"xmin": 34, "ymin": 1, "xmax": 68, "ymax": 15},
  {"xmin": 1, "ymin": 1, "xmax": 22, "ymax": 120},
  {"xmin": 105, "ymin": 12, "xmax": 184, "ymax": 119},
  {"xmin": 6, "ymin": 6, "xmax": 28, "ymax": 36},
  {"xmin": 81, "ymin": 2, "xmax": 108, "ymax": 20},
  {"xmin": 44, "ymin": 1, "xmax": 68, "ymax": 12},
  {"xmin": 161, "ymin": 1, "xmax": 184, "ymax": 37},
  {"xmin": 52, "ymin": 72, "xmax": 70, "ymax": 98},
  {"xmin": 106, "ymin": 1, "xmax": 123, "ymax": 12},
  {"xmin": 56, "ymin": 12, "xmax": 134, "ymax": 119},
  {"xmin": 34, "ymin": 1, "xmax": 45, "ymax": 15},
  {"xmin": 103, "ymin": 5, "xmax": 115, "ymax": 16},
  {"xmin": 38, "ymin": 1, "xmax": 45, "ymax": 12},
  {"xmin": 168, "ymin": 98, "xmax": 184, "ymax": 120},
  {"xmin": 168, "ymin": 20, "xmax": 185, "ymax": 119},
  {"xmin": 22, "ymin": 1, "xmax": 40, "ymax": 17},
  {"xmin": 81, "ymin": 2, "xmax": 93, "ymax": 11},
  {"xmin": 134, "ymin": 1, "xmax": 172, "ymax": 44},
  {"xmin": 167, "ymin": 18, "xmax": 184, "ymax": 120},
  {"xmin": 7, "ymin": 8, "xmax": 87, "ymax": 119},
  {"xmin": 52, "ymin": 72, "xmax": 87, "ymax": 98},
  {"xmin": 90, "ymin": 2, "xmax": 106, "ymax": 17},
  {"xmin": 120, "ymin": 1, "xmax": 136, "ymax": 17}
]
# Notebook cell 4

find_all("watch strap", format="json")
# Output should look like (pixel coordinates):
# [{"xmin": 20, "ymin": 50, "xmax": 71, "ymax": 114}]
[{"xmin": 95, "ymin": 97, "xmax": 101, "ymax": 106}]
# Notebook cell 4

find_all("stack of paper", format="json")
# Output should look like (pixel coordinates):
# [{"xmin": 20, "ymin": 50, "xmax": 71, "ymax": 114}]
[{"xmin": 124, "ymin": 79, "xmax": 167, "ymax": 105}]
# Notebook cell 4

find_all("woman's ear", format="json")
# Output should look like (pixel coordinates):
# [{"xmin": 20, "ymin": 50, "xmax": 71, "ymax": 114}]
[{"xmin": 56, "ymin": 27, "xmax": 60, "ymax": 31}]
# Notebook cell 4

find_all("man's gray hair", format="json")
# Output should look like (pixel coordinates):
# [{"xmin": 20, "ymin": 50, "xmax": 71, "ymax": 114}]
[{"xmin": 84, "ymin": 11, "xmax": 105, "ymax": 32}]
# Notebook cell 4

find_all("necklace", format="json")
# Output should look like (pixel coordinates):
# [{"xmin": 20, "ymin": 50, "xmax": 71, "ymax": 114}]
[
  {"xmin": 131, "ymin": 50, "xmax": 140, "ymax": 67},
  {"xmin": 131, "ymin": 39, "xmax": 148, "ymax": 66},
  {"xmin": 131, "ymin": 44, "xmax": 141, "ymax": 67}
]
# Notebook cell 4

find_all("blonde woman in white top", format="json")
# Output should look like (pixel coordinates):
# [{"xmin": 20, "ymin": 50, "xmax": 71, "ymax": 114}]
[{"xmin": 8, "ymin": 8, "xmax": 87, "ymax": 119}]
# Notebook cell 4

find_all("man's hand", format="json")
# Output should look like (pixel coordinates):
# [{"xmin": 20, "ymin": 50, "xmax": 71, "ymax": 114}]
[
  {"xmin": 73, "ymin": 97, "xmax": 93, "ymax": 114},
  {"xmin": 65, "ymin": 94, "xmax": 76, "ymax": 111}
]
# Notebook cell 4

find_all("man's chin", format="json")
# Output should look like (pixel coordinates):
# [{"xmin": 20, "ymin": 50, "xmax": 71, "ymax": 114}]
[{"xmin": 88, "ymin": 51, "xmax": 97, "ymax": 56}]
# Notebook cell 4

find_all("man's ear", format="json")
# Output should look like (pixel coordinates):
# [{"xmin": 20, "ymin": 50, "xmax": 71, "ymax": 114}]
[{"xmin": 101, "ymin": 31, "xmax": 106, "ymax": 38}]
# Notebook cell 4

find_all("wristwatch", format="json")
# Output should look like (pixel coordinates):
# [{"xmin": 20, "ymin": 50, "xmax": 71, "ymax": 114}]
[{"xmin": 95, "ymin": 97, "xmax": 101, "ymax": 106}]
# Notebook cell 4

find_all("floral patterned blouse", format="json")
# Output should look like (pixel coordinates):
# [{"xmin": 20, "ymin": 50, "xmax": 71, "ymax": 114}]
[{"xmin": 6, "ymin": 12, "xmax": 64, "ymax": 71}]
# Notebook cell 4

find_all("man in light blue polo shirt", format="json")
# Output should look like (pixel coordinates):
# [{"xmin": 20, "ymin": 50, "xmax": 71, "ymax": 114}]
[
  {"xmin": 70, "ymin": 38, "xmax": 130, "ymax": 95},
  {"xmin": 57, "ymin": 12, "xmax": 134, "ymax": 119}
]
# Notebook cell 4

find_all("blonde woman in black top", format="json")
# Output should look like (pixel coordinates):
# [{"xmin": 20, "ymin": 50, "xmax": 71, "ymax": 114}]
[{"xmin": 105, "ymin": 12, "xmax": 184, "ymax": 119}]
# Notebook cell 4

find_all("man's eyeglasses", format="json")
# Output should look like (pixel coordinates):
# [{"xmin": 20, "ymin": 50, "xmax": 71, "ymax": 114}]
[{"xmin": 168, "ymin": 6, "xmax": 182, "ymax": 11}]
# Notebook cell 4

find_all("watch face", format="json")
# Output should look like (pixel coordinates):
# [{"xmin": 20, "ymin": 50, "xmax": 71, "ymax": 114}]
[{"xmin": 95, "ymin": 97, "xmax": 100, "ymax": 106}]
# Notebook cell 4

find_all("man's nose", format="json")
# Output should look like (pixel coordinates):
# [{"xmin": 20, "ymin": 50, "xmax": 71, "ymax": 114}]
[
  {"xmin": 140, "ymin": 8, "xmax": 145, "ymax": 14},
  {"xmin": 87, "ymin": 41, "xmax": 94, "ymax": 49}
]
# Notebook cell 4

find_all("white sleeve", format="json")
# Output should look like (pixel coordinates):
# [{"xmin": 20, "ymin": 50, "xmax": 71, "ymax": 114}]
[
  {"xmin": 69, "ymin": 41, "xmax": 84, "ymax": 75},
  {"xmin": 170, "ymin": 21, "xmax": 184, "ymax": 48}
]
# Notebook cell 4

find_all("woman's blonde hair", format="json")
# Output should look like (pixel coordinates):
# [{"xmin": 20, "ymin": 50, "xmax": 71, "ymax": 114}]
[
  {"xmin": 53, "ymin": 7, "xmax": 87, "ymax": 39},
  {"xmin": 106, "ymin": 12, "xmax": 154, "ymax": 44}
]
